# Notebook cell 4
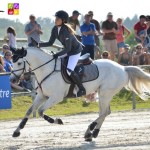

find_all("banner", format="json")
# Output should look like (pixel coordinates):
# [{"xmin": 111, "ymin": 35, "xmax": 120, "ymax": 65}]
[{"xmin": 0, "ymin": 73, "xmax": 11, "ymax": 109}]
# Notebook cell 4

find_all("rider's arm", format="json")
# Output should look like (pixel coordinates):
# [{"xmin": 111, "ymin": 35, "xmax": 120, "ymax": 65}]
[
  {"xmin": 39, "ymin": 27, "xmax": 56, "ymax": 47},
  {"xmin": 55, "ymin": 29, "xmax": 72, "ymax": 56}
]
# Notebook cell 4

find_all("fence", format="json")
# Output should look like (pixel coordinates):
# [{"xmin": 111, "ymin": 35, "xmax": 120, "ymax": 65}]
[
  {"xmin": 1, "ymin": 38, "xmax": 150, "ymax": 113},
  {"xmin": 0, "ymin": 38, "xmax": 62, "ymax": 51}
]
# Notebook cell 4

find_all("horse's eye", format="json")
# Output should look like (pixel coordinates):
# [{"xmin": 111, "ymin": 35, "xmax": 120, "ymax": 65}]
[{"xmin": 18, "ymin": 62, "xmax": 21, "ymax": 66}]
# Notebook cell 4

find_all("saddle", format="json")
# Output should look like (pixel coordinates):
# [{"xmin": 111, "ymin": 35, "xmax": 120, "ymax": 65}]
[{"xmin": 61, "ymin": 53, "xmax": 99, "ymax": 97}]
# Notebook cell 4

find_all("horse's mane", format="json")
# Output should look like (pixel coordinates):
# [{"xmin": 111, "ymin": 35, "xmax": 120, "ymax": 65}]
[{"xmin": 17, "ymin": 47, "xmax": 54, "ymax": 56}]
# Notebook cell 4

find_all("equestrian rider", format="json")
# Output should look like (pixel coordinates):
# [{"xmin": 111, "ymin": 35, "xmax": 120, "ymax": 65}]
[{"xmin": 31, "ymin": 10, "xmax": 86, "ymax": 97}]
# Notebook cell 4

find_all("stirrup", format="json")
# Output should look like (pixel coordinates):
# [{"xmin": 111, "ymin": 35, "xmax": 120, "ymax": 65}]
[{"xmin": 77, "ymin": 89, "xmax": 86, "ymax": 97}]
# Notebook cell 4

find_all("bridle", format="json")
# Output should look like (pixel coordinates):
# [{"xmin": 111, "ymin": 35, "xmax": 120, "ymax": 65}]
[
  {"xmin": 13, "ymin": 56, "xmax": 59, "ymax": 92},
  {"xmin": 11, "ymin": 60, "xmax": 30, "ymax": 79}
]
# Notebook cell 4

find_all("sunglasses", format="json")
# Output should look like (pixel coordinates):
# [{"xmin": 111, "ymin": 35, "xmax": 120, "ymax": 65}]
[
  {"xmin": 103, "ymin": 54, "xmax": 108, "ymax": 57},
  {"xmin": 5, "ymin": 54, "xmax": 12, "ymax": 56},
  {"xmin": 137, "ymin": 47, "xmax": 142, "ymax": 49}
]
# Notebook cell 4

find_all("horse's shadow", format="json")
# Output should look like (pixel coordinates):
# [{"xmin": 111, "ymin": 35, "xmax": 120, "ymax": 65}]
[{"xmin": 7, "ymin": 141, "xmax": 150, "ymax": 150}]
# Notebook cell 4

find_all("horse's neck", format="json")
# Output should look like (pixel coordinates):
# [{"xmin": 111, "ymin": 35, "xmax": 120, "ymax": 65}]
[{"xmin": 27, "ymin": 48, "xmax": 60, "ymax": 82}]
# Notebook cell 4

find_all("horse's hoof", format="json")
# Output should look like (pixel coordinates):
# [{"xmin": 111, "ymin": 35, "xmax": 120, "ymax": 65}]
[
  {"xmin": 55, "ymin": 118, "xmax": 63, "ymax": 125},
  {"xmin": 84, "ymin": 132, "xmax": 92, "ymax": 141},
  {"xmin": 85, "ymin": 137, "xmax": 92, "ymax": 142},
  {"xmin": 12, "ymin": 131, "xmax": 20, "ymax": 137},
  {"xmin": 92, "ymin": 129, "xmax": 100, "ymax": 138}
]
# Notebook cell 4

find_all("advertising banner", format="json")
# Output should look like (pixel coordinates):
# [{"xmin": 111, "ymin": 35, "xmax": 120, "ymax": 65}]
[{"xmin": 0, "ymin": 73, "xmax": 11, "ymax": 109}]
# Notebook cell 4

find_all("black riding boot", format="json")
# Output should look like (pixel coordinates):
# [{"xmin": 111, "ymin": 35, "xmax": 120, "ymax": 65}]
[{"xmin": 70, "ymin": 71, "xmax": 86, "ymax": 97}]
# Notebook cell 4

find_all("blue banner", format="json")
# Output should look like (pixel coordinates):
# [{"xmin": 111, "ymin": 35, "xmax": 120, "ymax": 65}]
[{"xmin": 0, "ymin": 73, "xmax": 11, "ymax": 109}]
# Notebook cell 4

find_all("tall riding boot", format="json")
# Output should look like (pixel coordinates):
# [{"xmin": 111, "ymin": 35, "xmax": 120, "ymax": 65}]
[{"xmin": 70, "ymin": 71, "xmax": 86, "ymax": 97}]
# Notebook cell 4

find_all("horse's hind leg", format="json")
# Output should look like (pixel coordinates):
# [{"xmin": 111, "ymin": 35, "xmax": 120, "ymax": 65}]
[
  {"xmin": 12, "ymin": 93, "xmax": 45, "ymax": 137},
  {"xmin": 84, "ymin": 90, "xmax": 112, "ymax": 141},
  {"xmin": 38, "ymin": 95, "xmax": 63, "ymax": 125}
]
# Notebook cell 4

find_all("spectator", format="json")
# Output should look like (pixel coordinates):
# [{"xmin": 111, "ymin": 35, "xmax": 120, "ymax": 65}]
[
  {"xmin": 1, "ymin": 44, "xmax": 10, "ymax": 57},
  {"xmin": 132, "ymin": 44, "xmax": 149, "ymax": 65},
  {"xmin": 146, "ymin": 15, "xmax": 150, "ymax": 52},
  {"xmin": 88, "ymin": 11, "xmax": 101, "ymax": 46},
  {"xmin": 80, "ymin": 14, "xmax": 96, "ymax": 59},
  {"xmin": 102, "ymin": 51, "xmax": 110, "ymax": 59},
  {"xmin": 88, "ymin": 11, "xmax": 102, "ymax": 59},
  {"xmin": 25, "ymin": 14, "xmax": 43, "ymax": 46},
  {"xmin": 134, "ymin": 15, "xmax": 147, "ymax": 46},
  {"xmin": 102, "ymin": 12, "xmax": 118, "ymax": 61},
  {"xmin": 118, "ymin": 44, "xmax": 132, "ymax": 66},
  {"xmin": 68, "ymin": 10, "xmax": 81, "ymax": 41},
  {"xmin": 4, "ymin": 26, "xmax": 16, "ymax": 52},
  {"xmin": 18, "ymin": 73, "xmax": 33, "ymax": 91},
  {"xmin": 0, "ymin": 55, "xmax": 5, "ymax": 72},
  {"xmin": 3, "ymin": 50, "xmax": 30, "ymax": 91},
  {"xmin": 3, "ymin": 50, "xmax": 13, "ymax": 72},
  {"xmin": 116, "ymin": 18, "xmax": 130, "ymax": 54}
]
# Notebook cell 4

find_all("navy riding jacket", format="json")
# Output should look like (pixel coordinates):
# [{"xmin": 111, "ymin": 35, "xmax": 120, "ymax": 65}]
[{"xmin": 39, "ymin": 25, "xmax": 83, "ymax": 56}]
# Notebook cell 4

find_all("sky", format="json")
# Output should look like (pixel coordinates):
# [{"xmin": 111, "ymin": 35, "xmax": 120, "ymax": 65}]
[{"xmin": 0, "ymin": 0, "xmax": 149, "ymax": 24}]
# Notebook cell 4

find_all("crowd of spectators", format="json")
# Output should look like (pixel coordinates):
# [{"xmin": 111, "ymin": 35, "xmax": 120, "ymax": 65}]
[{"xmin": 1, "ymin": 11, "xmax": 150, "ymax": 92}]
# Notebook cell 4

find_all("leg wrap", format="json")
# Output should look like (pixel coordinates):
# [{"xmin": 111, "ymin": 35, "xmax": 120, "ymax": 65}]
[
  {"xmin": 19, "ymin": 118, "xmax": 28, "ymax": 129},
  {"xmin": 44, "ymin": 115, "xmax": 54, "ymax": 123}
]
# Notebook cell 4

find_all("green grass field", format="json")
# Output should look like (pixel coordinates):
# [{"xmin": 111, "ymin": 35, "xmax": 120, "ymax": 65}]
[{"xmin": 0, "ymin": 89, "xmax": 150, "ymax": 120}]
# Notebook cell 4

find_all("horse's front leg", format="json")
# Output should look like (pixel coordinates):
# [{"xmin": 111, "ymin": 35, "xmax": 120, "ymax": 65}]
[
  {"xmin": 12, "ymin": 93, "xmax": 45, "ymax": 137},
  {"xmin": 84, "ymin": 93, "xmax": 112, "ymax": 141},
  {"xmin": 38, "ymin": 95, "xmax": 64, "ymax": 125}
]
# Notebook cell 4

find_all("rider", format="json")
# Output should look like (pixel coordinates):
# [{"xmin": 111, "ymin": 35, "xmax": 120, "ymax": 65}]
[{"xmin": 31, "ymin": 10, "xmax": 86, "ymax": 97}]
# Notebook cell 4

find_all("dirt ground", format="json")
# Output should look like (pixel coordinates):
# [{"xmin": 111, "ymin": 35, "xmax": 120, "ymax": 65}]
[{"xmin": 0, "ymin": 110, "xmax": 150, "ymax": 150}]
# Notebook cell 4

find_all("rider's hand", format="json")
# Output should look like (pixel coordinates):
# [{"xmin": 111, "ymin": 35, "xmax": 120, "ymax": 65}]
[
  {"xmin": 53, "ymin": 53, "xmax": 58, "ymax": 59},
  {"xmin": 31, "ymin": 37, "xmax": 39, "ymax": 47}
]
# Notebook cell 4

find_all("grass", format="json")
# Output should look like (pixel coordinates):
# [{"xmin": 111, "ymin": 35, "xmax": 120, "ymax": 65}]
[{"xmin": 0, "ymin": 89, "xmax": 150, "ymax": 120}]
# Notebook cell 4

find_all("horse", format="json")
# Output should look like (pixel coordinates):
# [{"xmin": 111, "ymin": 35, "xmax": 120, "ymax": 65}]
[{"xmin": 12, "ymin": 47, "xmax": 150, "ymax": 141}]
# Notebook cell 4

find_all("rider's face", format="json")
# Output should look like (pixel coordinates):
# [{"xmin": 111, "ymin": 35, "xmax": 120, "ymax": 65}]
[{"xmin": 55, "ymin": 17, "xmax": 63, "ymax": 26}]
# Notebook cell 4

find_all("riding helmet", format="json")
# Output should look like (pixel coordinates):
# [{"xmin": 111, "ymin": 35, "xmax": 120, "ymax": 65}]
[{"xmin": 55, "ymin": 10, "xmax": 69, "ymax": 23}]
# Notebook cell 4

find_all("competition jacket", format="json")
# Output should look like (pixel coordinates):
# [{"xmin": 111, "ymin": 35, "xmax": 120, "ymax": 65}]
[{"xmin": 39, "ymin": 25, "xmax": 83, "ymax": 56}]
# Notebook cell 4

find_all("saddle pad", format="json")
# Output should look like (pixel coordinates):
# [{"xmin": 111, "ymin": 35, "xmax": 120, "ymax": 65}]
[
  {"xmin": 82, "ymin": 63, "xmax": 99, "ymax": 83},
  {"xmin": 61, "ymin": 62, "xmax": 99, "ymax": 84}
]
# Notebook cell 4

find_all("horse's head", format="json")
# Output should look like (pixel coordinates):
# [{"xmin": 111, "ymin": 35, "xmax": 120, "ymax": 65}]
[
  {"xmin": 11, "ymin": 58, "xmax": 30, "ymax": 80},
  {"xmin": 12, "ymin": 47, "xmax": 27, "ymax": 63}
]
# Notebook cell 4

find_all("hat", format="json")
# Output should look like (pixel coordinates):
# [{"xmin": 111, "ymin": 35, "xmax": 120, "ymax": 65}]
[
  {"xmin": 124, "ymin": 44, "xmax": 130, "ymax": 49},
  {"xmin": 88, "ymin": 11, "xmax": 93, "ymax": 15},
  {"xmin": 107, "ymin": 12, "xmax": 113, "ymax": 16},
  {"xmin": 72, "ymin": 10, "xmax": 81, "ymax": 15},
  {"xmin": 2, "ymin": 44, "xmax": 10, "ymax": 50}
]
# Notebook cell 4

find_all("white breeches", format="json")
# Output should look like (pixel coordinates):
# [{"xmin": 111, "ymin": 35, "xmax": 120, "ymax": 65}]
[{"xmin": 67, "ymin": 53, "xmax": 81, "ymax": 75}]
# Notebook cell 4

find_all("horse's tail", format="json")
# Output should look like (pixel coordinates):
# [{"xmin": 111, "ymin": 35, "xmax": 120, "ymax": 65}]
[{"xmin": 125, "ymin": 66, "xmax": 150, "ymax": 100}]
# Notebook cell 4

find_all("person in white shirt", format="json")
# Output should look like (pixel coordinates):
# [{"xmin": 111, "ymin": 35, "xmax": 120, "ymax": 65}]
[{"xmin": 4, "ymin": 26, "xmax": 17, "ymax": 52}]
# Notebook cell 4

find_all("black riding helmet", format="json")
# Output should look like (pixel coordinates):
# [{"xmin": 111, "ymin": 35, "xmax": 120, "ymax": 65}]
[{"xmin": 55, "ymin": 10, "xmax": 69, "ymax": 23}]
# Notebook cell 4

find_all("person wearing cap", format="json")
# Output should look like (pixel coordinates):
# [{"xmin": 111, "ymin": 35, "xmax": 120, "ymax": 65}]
[
  {"xmin": 80, "ymin": 13, "xmax": 97, "ymax": 59},
  {"xmin": 118, "ymin": 44, "xmax": 132, "ymax": 66},
  {"xmin": 68, "ymin": 10, "xmax": 81, "ymax": 41},
  {"xmin": 31, "ymin": 10, "xmax": 86, "ymax": 97},
  {"xmin": 134, "ymin": 15, "xmax": 147, "ymax": 46},
  {"xmin": 88, "ymin": 11, "xmax": 101, "ymax": 46},
  {"xmin": 1, "ymin": 44, "xmax": 10, "ymax": 57},
  {"xmin": 102, "ymin": 12, "xmax": 118, "ymax": 61},
  {"xmin": 25, "ymin": 14, "xmax": 43, "ymax": 47},
  {"xmin": 102, "ymin": 51, "xmax": 110, "ymax": 59},
  {"xmin": 68, "ymin": 10, "xmax": 81, "ymax": 31}
]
